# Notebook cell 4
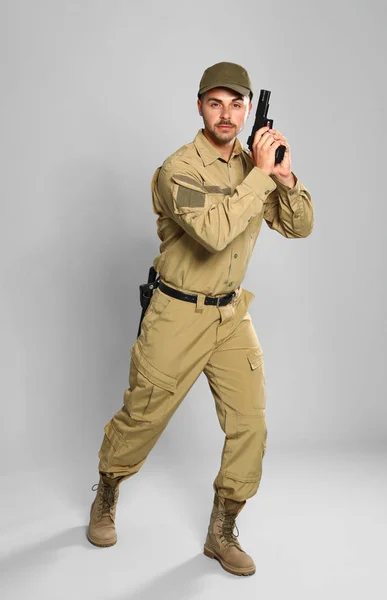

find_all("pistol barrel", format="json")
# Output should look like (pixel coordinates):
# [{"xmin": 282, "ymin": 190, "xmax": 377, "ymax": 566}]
[{"xmin": 258, "ymin": 89, "xmax": 271, "ymax": 117}]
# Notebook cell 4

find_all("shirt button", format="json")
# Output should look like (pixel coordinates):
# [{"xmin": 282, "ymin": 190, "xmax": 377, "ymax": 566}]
[
  {"xmin": 228, "ymin": 282, "xmax": 233, "ymax": 287},
  {"xmin": 289, "ymin": 191, "xmax": 295, "ymax": 195},
  {"xmin": 265, "ymin": 189, "xmax": 271, "ymax": 195},
  {"xmin": 248, "ymin": 217, "xmax": 252, "ymax": 222},
  {"xmin": 234, "ymin": 253, "xmax": 238, "ymax": 259}
]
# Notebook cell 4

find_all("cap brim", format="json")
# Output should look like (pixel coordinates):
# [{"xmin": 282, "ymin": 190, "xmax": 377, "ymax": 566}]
[{"xmin": 199, "ymin": 82, "xmax": 252, "ymax": 98}]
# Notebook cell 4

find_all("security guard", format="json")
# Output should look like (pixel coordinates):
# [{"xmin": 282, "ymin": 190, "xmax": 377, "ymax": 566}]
[{"xmin": 87, "ymin": 62, "xmax": 314, "ymax": 577}]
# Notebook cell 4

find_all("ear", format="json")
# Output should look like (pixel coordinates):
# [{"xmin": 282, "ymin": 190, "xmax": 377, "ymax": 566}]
[
  {"xmin": 197, "ymin": 98, "xmax": 203, "ymax": 117},
  {"xmin": 247, "ymin": 101, "xmax": 253, "ymax": 118}
]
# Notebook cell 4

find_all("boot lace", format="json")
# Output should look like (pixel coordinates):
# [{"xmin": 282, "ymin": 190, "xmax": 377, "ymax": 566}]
[
  {"xmin": 218, "ymin": 510, "xmax": 240, "ymax": 548},
  {"xmin": 91, "ymin": 482, "xmax": 117, "ymax": 519}
]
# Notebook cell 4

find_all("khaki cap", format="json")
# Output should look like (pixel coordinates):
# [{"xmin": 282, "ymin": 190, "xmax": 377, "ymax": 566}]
[{"xmin": 198, "ymin": 62, "xmax": 253, "ymax": 98}]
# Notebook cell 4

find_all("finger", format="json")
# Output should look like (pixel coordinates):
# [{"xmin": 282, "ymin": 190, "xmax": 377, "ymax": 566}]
[
  {"xmin": 269, "ymin": 128, "xmax": 287, "ymax": 139},
  {"xmin": 256, "ymin": 131, "xmax": 275, "ymax": 148},
  {"xmin": 253, "ymin": 126, "xmax": 270, "ymax": 145},
  {"xmin": 273, "ymin": 138, "xmax": 288, "ymax": 150},
  {"xmin": 264, "ymin": 139, "xmax": 283, "ymax": 153},
  {"xmin": 253, "ymin": 129, "xmax": 270, "ymax": 148},
  {"xmin": 259, "ymin": 133, "xmax": 277, "ymax": 149},
  {"xmin": 269, "ymin": 129, "xmax": 288, "ymax": 143},
  {"xmin": 259, "ymin": 125, "xmax": 271, "ymax": 134},
  {"xmin": 271, "ymin": 133, "xmax": 287, "ymax": 143}
]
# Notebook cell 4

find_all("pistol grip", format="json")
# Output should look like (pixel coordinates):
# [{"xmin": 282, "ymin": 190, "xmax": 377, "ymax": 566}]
[{"xmin": 274, "ymin": 145, "xmax": 286, "ymax": 165}]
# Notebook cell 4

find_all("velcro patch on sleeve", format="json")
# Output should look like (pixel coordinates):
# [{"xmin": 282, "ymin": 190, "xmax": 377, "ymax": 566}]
[
  {"xmin": 176, "ymin": 186, "xmax": 205, "ymax": 208},
  {"xmin": 171, "ymin": 174, "xmax": 206, "ymax": 209}
]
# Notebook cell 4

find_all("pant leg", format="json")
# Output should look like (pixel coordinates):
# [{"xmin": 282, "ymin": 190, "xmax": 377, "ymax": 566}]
[
  {"xmin": 97, "ymin": 287, "xmax": 219, "ymax": 481},
  {"xmin": 203, "ymin": 311, "xmax": 267, "ymax": 503}
]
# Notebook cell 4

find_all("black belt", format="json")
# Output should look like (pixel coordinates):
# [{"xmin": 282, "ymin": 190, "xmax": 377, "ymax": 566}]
[{"xmin": 158, "ymin": 281, "xmax": 237, "ymax": 307}]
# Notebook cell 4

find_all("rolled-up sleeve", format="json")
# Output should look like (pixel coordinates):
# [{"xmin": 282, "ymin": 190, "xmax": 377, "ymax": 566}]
[
  {"xmin": 154, "ymin": 163, "xmax": 277, "ymax": 253},
  {"xmin": 263, "ymin": 172, "xmax": 314, "ymax": 238}
]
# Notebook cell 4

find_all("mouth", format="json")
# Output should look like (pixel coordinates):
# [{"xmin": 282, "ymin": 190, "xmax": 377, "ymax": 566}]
[{"xmin": 217, "ymin": 124, "xmax": 233, "ymax": 130}]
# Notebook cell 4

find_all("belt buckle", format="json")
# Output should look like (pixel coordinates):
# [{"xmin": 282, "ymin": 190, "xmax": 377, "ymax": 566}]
[{"xmin": 216, "ymin": 296, "xmax": 221, "ymax": 307}]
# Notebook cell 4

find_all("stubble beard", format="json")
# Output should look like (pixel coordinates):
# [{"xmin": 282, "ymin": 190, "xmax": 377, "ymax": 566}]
[{"xmin": 207, "ymin": 123, "xmax": 239, "ymax": 146}]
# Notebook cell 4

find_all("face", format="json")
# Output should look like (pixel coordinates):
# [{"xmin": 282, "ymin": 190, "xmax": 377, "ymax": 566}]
[{"xmin": 197, "ymin": 87, "xmax": 252, "ymax": 145}]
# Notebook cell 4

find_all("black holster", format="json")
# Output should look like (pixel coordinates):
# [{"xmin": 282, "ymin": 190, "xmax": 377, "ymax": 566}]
[{"xmin": 137, "ymin": 266, "xmax": 160, "ymax": 338}]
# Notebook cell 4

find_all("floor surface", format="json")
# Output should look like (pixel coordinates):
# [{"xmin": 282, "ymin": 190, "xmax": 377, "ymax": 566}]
[{"xmin": 1, "ymin": 449, "xmax": 386, "ymax": 600}]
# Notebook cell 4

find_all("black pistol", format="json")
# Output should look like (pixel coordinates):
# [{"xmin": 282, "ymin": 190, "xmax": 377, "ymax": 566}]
[
  {"xmin": 247, "ymin": 89, "xmax": 286, "ymax": 165},
  {"xmin": 137, "ymin": 266, "xmax": 160, "ymax": 338}
]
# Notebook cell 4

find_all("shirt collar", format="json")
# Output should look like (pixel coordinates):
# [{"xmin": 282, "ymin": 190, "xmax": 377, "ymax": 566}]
[{"xmin": 193, "ymin": 129, "xmax": 244, "ymax": 167}]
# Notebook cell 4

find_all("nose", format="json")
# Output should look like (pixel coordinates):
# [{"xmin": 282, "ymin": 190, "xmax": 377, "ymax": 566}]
[{"xmin": 220, "ymin": 105, "xmax": 231, "ymax": 120}]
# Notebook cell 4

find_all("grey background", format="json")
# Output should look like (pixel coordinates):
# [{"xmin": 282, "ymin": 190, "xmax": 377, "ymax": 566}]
[{"xmin": 1, "ymin": 1, "xmax": 386, "ymax": 599}]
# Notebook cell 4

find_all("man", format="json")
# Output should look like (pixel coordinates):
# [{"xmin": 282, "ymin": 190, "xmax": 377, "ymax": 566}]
[{"xmin": 87, "ymin": 62, "xmax": 314, "ymax": 577}]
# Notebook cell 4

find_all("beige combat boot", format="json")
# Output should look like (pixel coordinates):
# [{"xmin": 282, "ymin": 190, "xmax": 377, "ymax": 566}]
[
  {"xmin": 87, "ymin": 474, "xmax": 122, "ymax": 547},
  {"xmin": 203, "ymin": 493, "xmax": 256, "ymax": 576}
]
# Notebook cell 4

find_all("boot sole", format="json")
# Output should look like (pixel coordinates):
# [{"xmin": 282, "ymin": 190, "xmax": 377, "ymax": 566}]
[
  {"xmin": 203, "ymin": 545, "xmax": 256, "ymax": 577},
  {"xmin": 87, "ymin": 532, "xmax": 117, "ymax": 547}
]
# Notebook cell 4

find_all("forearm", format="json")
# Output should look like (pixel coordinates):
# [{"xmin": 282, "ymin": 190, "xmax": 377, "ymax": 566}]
[
  {"xmin": 265, "ymin": 172, "xmax": 314, "ymax": 238},
  {"xmin": 158, "ymin": 165, "xmax": 277, "ymax": 253}
]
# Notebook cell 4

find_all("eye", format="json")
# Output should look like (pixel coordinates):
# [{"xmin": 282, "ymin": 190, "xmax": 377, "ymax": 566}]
[
  {"xmin": 210, "ymin": 102, "xmax": 220, "ymax": 108},
  {"xmin": 233, "ymin": 103, "xmax": 242, "ymax": 109}
]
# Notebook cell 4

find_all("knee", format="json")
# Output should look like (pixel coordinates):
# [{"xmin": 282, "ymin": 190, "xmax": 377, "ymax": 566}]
[
  {"xmin": 247, "ymin": 410, "xmax": 267, "ymax": 458},
  {"xmin": 226, "ymin": 409, "xmax": 267, "ymax": 460}
]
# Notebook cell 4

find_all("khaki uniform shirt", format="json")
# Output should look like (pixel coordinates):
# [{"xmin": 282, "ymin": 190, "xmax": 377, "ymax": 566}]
[{"xmin": 151, "ymin": 129, "xmax": 314, "ymax": 297}]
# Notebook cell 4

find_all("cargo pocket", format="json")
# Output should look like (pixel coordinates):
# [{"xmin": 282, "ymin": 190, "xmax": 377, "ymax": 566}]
[
  {"xmin": 247, "ymin": 347, "xmax": 264, "ymax": 370},
  {"xmin": 246, "ymin": 347, "xmax": 266, "ymax": 409},
  {"xmin": 127, "ymin": 342, "xmax": 178, "ymax": 421}
]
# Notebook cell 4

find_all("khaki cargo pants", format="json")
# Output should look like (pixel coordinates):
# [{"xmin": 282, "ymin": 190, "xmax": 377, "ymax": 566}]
[{"xmin": 98, "ymin": 284, "xmax": 267, "ymax": 502}]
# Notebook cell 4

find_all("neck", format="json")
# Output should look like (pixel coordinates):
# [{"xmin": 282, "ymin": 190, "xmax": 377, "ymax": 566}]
[{"xmin": 202, "ymin": 128, "xmax": 235, "ymax": 162}]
